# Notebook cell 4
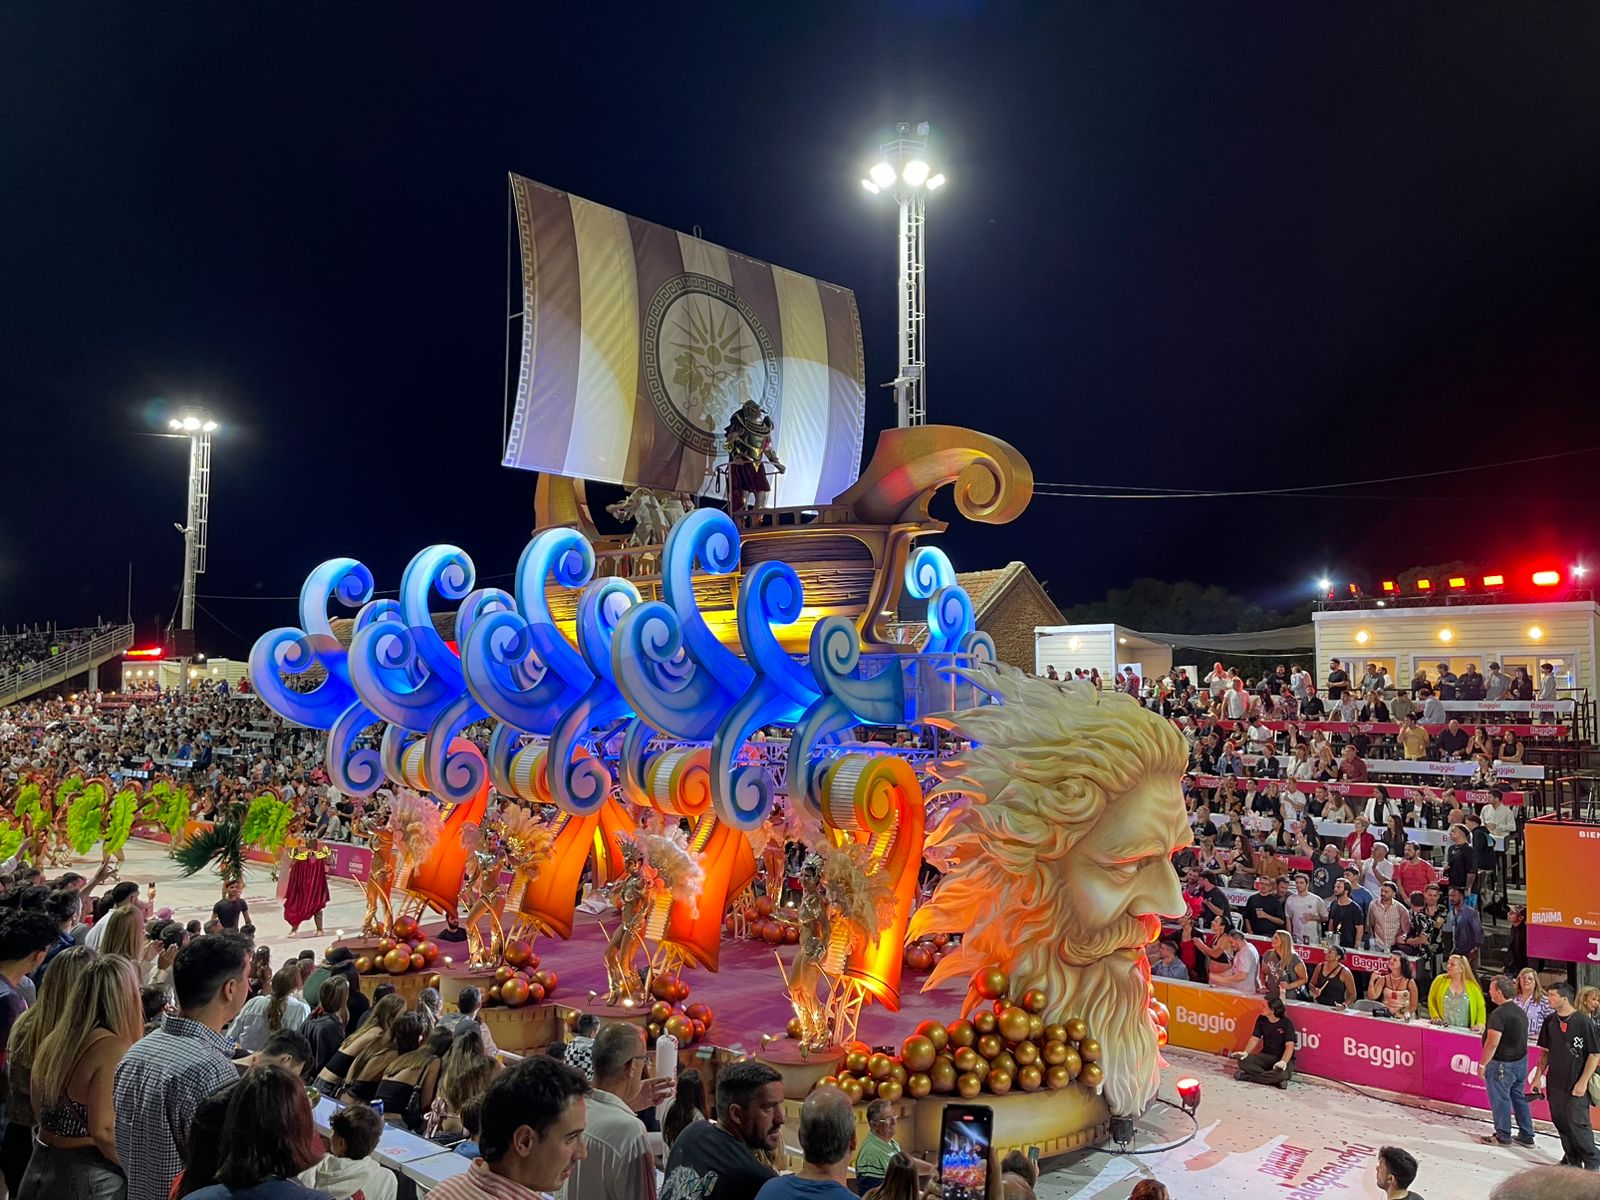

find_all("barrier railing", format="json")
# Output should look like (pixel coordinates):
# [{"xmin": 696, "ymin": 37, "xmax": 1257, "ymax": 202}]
[{"xmin": 0, "ymin": 624, "xmax": 135, "ymax": 708}]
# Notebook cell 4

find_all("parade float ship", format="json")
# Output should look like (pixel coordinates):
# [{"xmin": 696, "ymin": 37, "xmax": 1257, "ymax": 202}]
[{"xmin": 249, "ymin": 175, "xmax": 1119, "ymax": 1157}]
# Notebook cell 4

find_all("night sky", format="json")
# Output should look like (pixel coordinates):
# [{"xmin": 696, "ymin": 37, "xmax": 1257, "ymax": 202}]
[{"xmin": 4, "ymin": 3, "xmax": 1598, "ymax": 655}]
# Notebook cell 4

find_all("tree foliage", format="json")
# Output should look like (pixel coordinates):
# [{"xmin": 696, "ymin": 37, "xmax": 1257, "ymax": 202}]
[{"xmin": 1063, "ymin": 578, "xmax": 1312, "ymax": 634}]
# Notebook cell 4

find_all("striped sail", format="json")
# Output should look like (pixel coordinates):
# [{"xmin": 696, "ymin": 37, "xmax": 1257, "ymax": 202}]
[{"xmin": 503, "ymin": 174, "xmax": 867, "ymax": 505}]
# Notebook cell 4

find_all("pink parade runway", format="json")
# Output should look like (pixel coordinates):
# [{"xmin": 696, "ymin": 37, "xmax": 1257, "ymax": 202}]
[{"xmin": 423, "ymin": 910, "xmax": 968, "ymax": 1051}]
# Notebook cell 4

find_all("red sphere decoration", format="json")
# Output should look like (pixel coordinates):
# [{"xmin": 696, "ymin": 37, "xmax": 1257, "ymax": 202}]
[
  {"xmin": 526, "ymin": 981, "xmax": 546, "ymax": 1004},
  {"xmin": 976, "ymin": 966, "xmax": 1010, "ymax": 1000},
  {"xmin": 409, "ymin": 951, "xmax": 425, "ymax": 971},
  {"xmin": 354, "ymin": 955, "xmax": 374, "ymax": 976},
  {"xmin": 905, "ymin": 945, "xmax": 934, "ymax": 972},
  {"xmin": 786, "ymin": 1017, "xmax": 804, "ymax": 1039},
  {"xmin": 391, "ymin": 914, "xmax": 421, "ymax": 942},
  {"xmin": 425, "ymin": 973, "xmax": 441, "ymax": 990},
  {"xmin": 691, "ymin": 1018, "xmax": 706, "ymax": 1039},
  {"xmin": 1021, "ymin": 987, "xmax": 1049, "ymax": 1013},
  {"xmin": 375, "ymin": 937, "xmax": 395, "ymax": 955},
  {"xmin": 494, "ymin": 965, "xmax": 514, "ymax": 985},
  {"xmin": 380, "ymin": 947, "xmax": 410, "ymax": 975},
  {"xmin": 663, "ymin": 1014, "xmax": 695, "ymax": 1043},
  {"xmin": 763, "ymin": 923, "xmax": 785, "ymax": 944},
  {"xmin": 485, "ymin": 983, "xmax": 502, "ymax": 1005},
  {"xmin": 783, "ymin": 924, "xmax": 799, "ymax": 945},
  {"xmin": 651, "ymin": 1001, "xmax": 673, "ymax": 1022},
  {"xmin": 685, "ymin": 1001, "xmax": 710, "ymax": 1024},
  {"xmin": 504, "ymin": 939, "xmax": 534, "ymax": 967},
  {"xmin": 416, "ymin": 941, "xmax": 440, "ymax": 966},
  {"xmin": 755, "ymin": 895, "xmax": 774, "ymax": 916},
  {"xmin": 651, "ymin": 975, "xmax": 676, "ymax": 1001}
]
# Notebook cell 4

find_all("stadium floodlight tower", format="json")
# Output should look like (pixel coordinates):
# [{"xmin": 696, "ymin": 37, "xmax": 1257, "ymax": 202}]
[
  {"xmin": 860, "ymin": 121, "xmax": 945, "ymax": 428},
  {"xmin": 166, "ymin": 405, "xmax": 218, "ymax": 679}
]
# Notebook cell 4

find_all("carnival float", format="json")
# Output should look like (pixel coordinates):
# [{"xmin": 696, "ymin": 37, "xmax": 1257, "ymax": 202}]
[{"xmin": 239, "ymin": 172, "xmax": 1193, "ymax": 1159}]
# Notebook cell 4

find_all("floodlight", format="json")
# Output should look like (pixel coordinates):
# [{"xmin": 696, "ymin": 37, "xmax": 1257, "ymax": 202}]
[
  {"xmin": 168, "ymin": 418, "xmax": 182, "ymax": 430},
  {"xmin": 902, "ymin": 159, "xmax": 930, "ymax": 187},
  {"xmin": 869, "ymin": 162, "xmax": 896, "ymax": 188},
  {"xmin": 181, "ymin": 415, "xmax": 201, "ymax": 431},
  {"xmin": 926, "ymin": 173, "xmax": 946, "ymax": 189},
  {"xmin": 202, "ymin": 420, "xmax": 218, "ymax": 432},
  {"xmin": 1316, "ymin": 577, "xmax": 1332, "ymax": 592},
  {"xmin": 861, "ymin": 179, "xmax": 880, "ymax": 194}
]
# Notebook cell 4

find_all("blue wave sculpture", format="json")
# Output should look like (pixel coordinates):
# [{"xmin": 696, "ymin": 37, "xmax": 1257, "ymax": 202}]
[
  {"xmin": 248, "ymin": 558, "xmax": 373, "ymax": 729},
  {"xmin": 549, "ymin": 577, "xmax": 639, "ymax": 815}
]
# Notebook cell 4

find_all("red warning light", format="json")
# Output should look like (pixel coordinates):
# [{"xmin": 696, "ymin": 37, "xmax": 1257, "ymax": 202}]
[{"xmin": 1531, "ymin": 570, "xmax": 1562, "ymax": 587}]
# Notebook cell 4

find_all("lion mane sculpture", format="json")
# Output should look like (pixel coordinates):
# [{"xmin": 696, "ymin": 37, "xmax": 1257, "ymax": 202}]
[{"xmin": 910, "ymin": 665, "xmax": 1192, "ymax": 1117}]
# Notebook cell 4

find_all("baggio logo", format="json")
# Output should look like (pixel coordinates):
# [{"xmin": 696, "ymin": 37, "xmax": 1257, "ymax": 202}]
[
  {"xmin": 1342, "ymin": 1037, "xmax": 1416, "ymax": 1071},
  {"xmin": 1176, "ymin": 1005, "xmax": 1236, "ymax": 1036},
  {"xmin": 1297, "ymin": 1029, "xmax": 1321, "ymax": 1050}
]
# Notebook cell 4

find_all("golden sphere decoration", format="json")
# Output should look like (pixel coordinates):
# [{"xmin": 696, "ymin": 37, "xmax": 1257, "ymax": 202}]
[
  {"xmin": 845, "ymin": 1051, "xmax": 869, "ymax": 1074},
  {"xmin": 990, "ymin": 1050, "xmax": 1017, "ymax": 1079},
  {"xmin": 1045, "ymin": 1063, "xmax": 1072, "ymax": 1089},
  {"xmin": 382, "ymin": 947, "xmax": 412, "ymax": 975},
  {"xmin": 1062, "ymin": 1048, "xmax": 1082, "ymax": 1076},
  {"xmin": 1021, "ymin": 988, "xmax": 1050, "ymax": 1014},
  {"xmin": 1079, "ymin": 1062, "xmax": 1105, "ymax": 1088},
  {"xmin": 972, "ymin": 1010, "xmax": 997, "ymax": 1036},
  {"xmin": 1044, "ymin": 1023, "xmax": 1068, "ymax": 1044},
  {"xmin": 1027, "ymin": 1014, "xmax": 1046, "ymax": 1040},
  {"xmin": 953, "ymin": 1046, "xmax": 982, "ymax": 1073},
  {"xmin": 956, "ymin": 1071, "xmax": 984, "ymax": 1099},
  {"xmin": 986, "ymin": 1068, "xmax": 1013, "ymax": 1095},
  {"xmin": 841, "ymin": 1077, "xmax": 865, "ymax": 1103},
  {"xmin": 916, "ymin": 1021, "xmax": 950, "ymax": 1053},
  {"xmin": 867, "ymin": 1053, "xmax": 893, "ymax": 1080},
  {"xmin": 906, "ymin": 1072, "xmax": 932, "ymax": 1099},
  {"xmin": 998, "ymin": 1006, "xmax": 1031, "ymax": 1043},
  {"xmin": 901, "ymin": 1035, "xmax": 936, "ymax": 1073},
  {"xmin": 977, "ymin": 966, "xmax": 1010, "ymax": 1000},
  {"xmin": 929, "ymin": 1059, "xmax": 958, "ymax": 1093},
  {"xmin": 1065, "ymin": 1017, "xmax": 1088, "ymax": 1042},
  {"xmin": 976, "ymin": 1033, "xmax": 1003, "ymax": 1060},
  {"xmin": 1017, "ymin": 1063, "xmax": 1044, "ymax": 1092},
  {"xmin": 876, "ymin": 1079, "xmax": 903, "ymax": 1103},
  {"xmin": 818, "ymin": 1075, "xmax": 839, "ymax": 1090},
  {"xmin": 1078, "ymin": 1037, "xmax": 1101, "ymax": 1064},
  {"xmin": 946, "ymin": 1020, "xmax": 975, "ymax": 1048},
  {"xmin": 1041, "ymin": 1039, "xmax": 1068, "ymax": 1065},
  {"xmin": 1012, "ymin": 1040, "xmax": 1039, "ymax": 1067},
  {"xmin": 888, "ymin": 1061, "xmax": 908, "ymax": 1086}
]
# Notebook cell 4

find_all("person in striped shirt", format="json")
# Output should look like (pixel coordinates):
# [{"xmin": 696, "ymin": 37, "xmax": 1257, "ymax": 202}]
[{"xmin": 429, "ymin": 1056, "xmax": 590, "ymax": 1200}]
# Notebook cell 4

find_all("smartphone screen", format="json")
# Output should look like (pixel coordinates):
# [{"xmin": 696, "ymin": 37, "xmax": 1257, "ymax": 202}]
[{"xmin": 938, "ymin": 1103, "xmax": 994, "ymax": 1200}]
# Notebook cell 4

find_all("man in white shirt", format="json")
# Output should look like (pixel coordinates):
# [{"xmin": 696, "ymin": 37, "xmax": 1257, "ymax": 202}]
[
  {"xmin": 1211, "ymin": 931, "xmax": 1260, "ymax": 996},
  {"xmin": 567, "ymin": 1022, "xmax": 666, "ymax": 1200},
  {"xmin": 1360, "ymin": 843, "xmax": 1395, "ymax": 893},
  {"xmin": 1538, "ymin": 663, "xmax": 1559, "ymax": 701},
  {"xmin": 1480, "ymin": 791, "xmax": 1517, "ymax": 842},
  {"xmin": 1419, "ymin": 691, "xmax": 1447, "ymax": 724},
  {"xmin": 1285, "ymin": 874, "xmax": 1328, "ymax": 944},
  {"xmin": 1289, "ymin": 664, "xmax": 1310, "ymax": 702},
  {"xmin": 1484, "ymin": 663, "xmax": 1509, "ymax": 701}
]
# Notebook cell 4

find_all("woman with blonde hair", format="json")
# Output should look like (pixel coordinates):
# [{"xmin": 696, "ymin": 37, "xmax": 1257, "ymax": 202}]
[
  {"xmin": 1, "ymin": 946, "xmax": 96, "ymax": 1195},
  {"xmin": 1427, "ymin": 954, "xmax": 1486, "ymax": 1029},
  {"xmin": 1260, "ymin": 930, "xmax": 1308, "ymax": 1000},
  {"xmin": 427, "ymin": 1024, "xmax": 501, "ymax": 1137},
  {"xmin": 21, "ymin": 954, "xmax": 143, "ymax": 1198},
  {"xmin": 230, "ymin": 963, "xmax": 310, "ymax": 1054},
  {"xmin": 1577, "ymin": 985, "xmax": 1600, "ymax": 1019},
  {"xmin": 95, "ymin": 907, "xmax": 154, "ymax": 984},
  {"xmin": 315, "ymin": 992, "xmax": 403, "ymax": 1093},
  {"xmin": 1515, "ymin": 968, "xmax": 1555, "ymax": 1098}
]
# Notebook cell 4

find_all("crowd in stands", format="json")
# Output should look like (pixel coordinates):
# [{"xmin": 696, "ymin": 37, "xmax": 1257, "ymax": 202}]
[{"xmin": 0, "ymin": 625, "xmax": 114, "ymax": 685}]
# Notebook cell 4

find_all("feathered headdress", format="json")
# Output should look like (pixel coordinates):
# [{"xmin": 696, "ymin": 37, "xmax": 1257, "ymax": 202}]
[
  {"xmin": 105, "ymin": 786, "xmax": 139, "ymax": 855},
  {"xmin": 499, "ymin": 803, "xmax": 555, "ymax": 864},
  {"xmin": 821, "ymin": 843, "xmax": 896, "ymax": 952},
  {"xmin": 631, "ymin": 831, "xmax": 705, "ymax": 918},
  {"xmin": 388, "ymin": 789, "xmax": 442, "ymax": 865},
  {"xmin": 0, "ymin": 822, "xmax": 23, "ymax": 864},
  {"xmin": 66, "ymin": 782, "xmax": 108, "ymax": 855},
  {"xmin": 241, "ymin": 792, "xmax": 294, "ymax": 855},
  {"xmin": 13, "ymin": 781, "xmax": 42, "ymax": 830},
  {"xmin": 141, "ymin": 780, "xmax": 190, "ymax": 837}
]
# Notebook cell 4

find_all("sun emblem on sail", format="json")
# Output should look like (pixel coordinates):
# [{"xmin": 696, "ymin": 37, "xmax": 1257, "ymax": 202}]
[{"xmin": 642, "ymin": 273, "xmax": 781, "ymax": 456}]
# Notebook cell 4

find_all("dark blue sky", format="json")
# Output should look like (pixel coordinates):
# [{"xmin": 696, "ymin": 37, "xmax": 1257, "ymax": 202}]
[{"xmin": 3, "ymin": 3, "xmax": 1597, "ymax": 652}]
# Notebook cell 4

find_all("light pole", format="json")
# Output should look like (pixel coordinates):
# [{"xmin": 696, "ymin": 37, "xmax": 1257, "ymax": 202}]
[
  {"xmin": 166, "ymin": 406, "xmax": 217, "ymax": 685},
  {"xmin": 861, "ymin": 122, "xmax": 946, "ymax": 428}
]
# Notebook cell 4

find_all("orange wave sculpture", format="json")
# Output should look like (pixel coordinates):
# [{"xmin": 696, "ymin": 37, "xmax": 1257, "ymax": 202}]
[
  {"xmin": 635, "ymin": 747, "xmax": 756, "ymax": 972},
  {"xmin": 391, "ymin": 736, "xmax": 488, "ymax": 915}
]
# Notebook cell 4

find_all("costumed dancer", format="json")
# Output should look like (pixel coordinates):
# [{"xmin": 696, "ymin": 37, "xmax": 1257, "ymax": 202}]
[
  {"xmin": 459, "ymin": 813, "xmax": 511, "ymax": 971},
  {"xmin": 788, "ymin": 854, "xmax": 830, "ymax": 1046},
  {"xmin": 283, "ymin": 813, "xmax": 331, "ymax": 936},
  {"xmin": 723, "ymin": 398, "xmax": 784, "ymax": 512},
  {"xmin": 602, "ymin": 839, "xmax": 654, "ymax": 1005}
]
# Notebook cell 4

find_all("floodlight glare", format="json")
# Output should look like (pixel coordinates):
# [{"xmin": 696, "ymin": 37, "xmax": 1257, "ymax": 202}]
[
  {"xmin": 860, "ymin": 178, "xmax": 880, "ymax": 194},
  {"xmin": 869, "ymin": 161, "xmax": 897, "ymax": 188},
  {"xmin": 1316, "ymin": 577, "xmax": 1332, "ymax": 592},
  {"xmin": 168, "ymin": 418, "xmax": 183, "ymax": 430},
  {"xmin": 902, "ymin": 159, "xmax": 930, "ymax": 187},
  {"xmin": 926, "ymin": 173, "xmax": 946, "ymax": 190},
  {"xmin": 181, "ymin": 416, "xmax": 201, "ymax": 431},
  {"xmin": 202, "ymin": 420, "xmax": 218, "ymax": 432}
]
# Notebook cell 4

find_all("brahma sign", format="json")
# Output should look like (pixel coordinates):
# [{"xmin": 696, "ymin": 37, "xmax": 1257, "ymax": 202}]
[{"xmin": 1525, "ymin": 818, "xmax": 1600, "ymax": 963}]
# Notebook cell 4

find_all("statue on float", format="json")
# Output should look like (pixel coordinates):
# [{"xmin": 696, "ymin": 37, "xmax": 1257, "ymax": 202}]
[
  {"xmin": 910, "ymin": 666, "xmax": 1191, "ymax": 1118},
  {"xmin": 605, "ymin": 488, "xmax": 693, "ymax": 572},
  {"xmin": 722, "ymin": 398, "xmax": 784, "ymax": 512},
  {"xmin": 602, "ymin": 832, "xmax": 703, "ymax": 1005},
  {"xmin": 361, "ymin": 790, "xmax": 441, "ymax": 938},
  {"xmin": 786, "ymin": 844, "xmax": 895, "ymax": 1052}
]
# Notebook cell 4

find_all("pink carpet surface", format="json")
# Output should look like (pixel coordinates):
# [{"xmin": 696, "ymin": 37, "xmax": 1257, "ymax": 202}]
[{"xmin": 426, "ymin": 910, "xmax": 968, "ymax": 1052}]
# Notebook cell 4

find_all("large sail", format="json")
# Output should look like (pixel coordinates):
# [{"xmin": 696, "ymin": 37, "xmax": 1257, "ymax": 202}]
[{"xmin": 503, "ymin": 174, "xmax": 866, "ymax": 505}]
